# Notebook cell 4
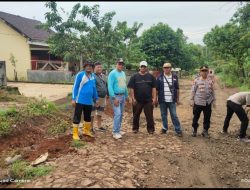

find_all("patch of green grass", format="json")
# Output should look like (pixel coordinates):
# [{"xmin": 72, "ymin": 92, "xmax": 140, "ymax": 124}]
[
  {"xmin": 10, "ymin": 160, "xmax": 27, "ymax": 179},
  {"xmin": 10, "ymin": 160, "xmax": 53, "ymax": 179},
  {"xmin": 25, "ymin": 165, "xmax": 53, "ymax": 178},
  {"xmin": 47, "ymin": 120, "xmax": 69, "ymax": 136},
  {"xmin": 0, "ymin": 107, "xmax": 18, "ymax": 117},
  {"xmin": 26, "ymin": 98, "xmax": 57, "ymax": 116},
  {"xmin": 0, "ymin": 120, "xmax": 11, "ymax": 137},
  {"xmin": 239, "ymin": 84, "xmax": 250, "ymax": 91},
  {"xmin": 217, "ymin": 73, "xmax": 250, "ymax": 90},
  {"xmin": 0, "ymin": 108, "xmax": 20, "ymax": 137},
  {"xmin": 71, "ymin": 140, "xmax": 86, "ymax": 149}
]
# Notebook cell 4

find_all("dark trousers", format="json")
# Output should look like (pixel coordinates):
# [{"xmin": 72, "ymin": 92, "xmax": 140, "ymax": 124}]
[
  {"xmin": 132, "ymin": 101, "xmax": 155, "ymax": 133},
  {"xmin": 223, "ymin": 100, "xmax": 249, "ymax": 138},
  {"xmin": 192, "ymin": 103, "xmax": 212, "ymax": 130},
  {"xmin": 73, "ymin": 103, "xmax": 92, "ymax": 124}
]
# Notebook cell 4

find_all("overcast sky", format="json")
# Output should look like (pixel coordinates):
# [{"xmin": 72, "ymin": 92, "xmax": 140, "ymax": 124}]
[{"xmin": 0, "ymin": 1, "xmax": 242, "ymax": 45}]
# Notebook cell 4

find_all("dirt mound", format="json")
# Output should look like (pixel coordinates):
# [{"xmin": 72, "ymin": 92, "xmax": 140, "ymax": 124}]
[
  {"xmin": 0, "ymin": 116, "xmax": 50, "ymax": 153},
  {"xmin": 0, "ymin": 114, "xmax": 74, "ymax": 163},
  {"xmin": 23, "ymin": 134, "xmax": 75, "ymax": 162}
]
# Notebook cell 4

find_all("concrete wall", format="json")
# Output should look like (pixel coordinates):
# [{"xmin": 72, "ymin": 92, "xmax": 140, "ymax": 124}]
[
  {"xmin": 0, "ymin": 20, "xmax": 31, "ymax": 81},
  {"xmin": 0, "ymin": 61, "xmax": 7, "ymax": 86},
  {"xmin": 27, "ymin": 70, "xmax": 74, "ymax": 83}
]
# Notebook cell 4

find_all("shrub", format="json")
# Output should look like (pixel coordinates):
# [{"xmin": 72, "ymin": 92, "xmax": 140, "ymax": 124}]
[
  {"xmin": 47, "ymin": 120, "xmax": 69, "ymax": 136},
  {"xmin": 26, "ymin": 98, "xmax": 57, "ymax": 116},
  {"xmin": 125, "ymin": 63, "xmax": 132, "ymax": 70},
  {"xmin": 0, "ymin": 120, "xmax": 11, "ymax": 137}
]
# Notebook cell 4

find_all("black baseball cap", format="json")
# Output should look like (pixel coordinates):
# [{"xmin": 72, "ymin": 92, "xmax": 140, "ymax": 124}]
[{"xmin": 200, "ymin": 65, "xmax": 209, "ymax": 71}]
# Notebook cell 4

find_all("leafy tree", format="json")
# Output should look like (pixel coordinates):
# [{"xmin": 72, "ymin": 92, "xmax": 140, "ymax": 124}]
[
  {"xmin": 184, "ymin": 43, "xmax": 207, "ymax": 69},
  {"xmin": 42, "ymin": 2, "xmax": 145, "ymax": 71},
  {"xmin": 42, "ymin": 2, "xmax": 106, "ymax": 70},
  {"xmin": 140, "ymin": 23, "xmax": 194, "ymax": 70},
  {"xmin": 115, "ymin": 21, "xmax": 146, "ymax": 68},
  {"xmin": 203, "ymin": 2, "xmax": 250, "ymax": 78}
]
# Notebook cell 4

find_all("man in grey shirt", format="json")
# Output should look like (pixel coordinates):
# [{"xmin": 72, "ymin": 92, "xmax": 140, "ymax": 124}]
[
  {"xmin": 91, "ymin": 61, "xmax": 108, "ymax": 133},
  {"xmin": 222, "ymin": 92, "xmax": 250, "ymax": 142}
]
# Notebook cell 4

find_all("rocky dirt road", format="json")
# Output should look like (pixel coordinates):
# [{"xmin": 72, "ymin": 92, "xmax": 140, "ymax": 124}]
[{"xmin": 5, "ymin": 77, "xmax": 250, "ymax": 188}]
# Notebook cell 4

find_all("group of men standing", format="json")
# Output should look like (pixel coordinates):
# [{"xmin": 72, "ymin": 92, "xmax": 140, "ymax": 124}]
[{"xmin": 71, "ymin": 58, "xmax": 250, "ymax": 142}]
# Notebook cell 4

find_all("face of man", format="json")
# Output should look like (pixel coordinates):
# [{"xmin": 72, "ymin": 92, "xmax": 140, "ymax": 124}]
[
  {"xmin": 163, "ymin": 66, "xmax": 171, "ymax": 75},
  {"xmin": 200, "ymin": 69, "xmax": 208, "ymax": 78},
  {"xmin": 116, "ymin": 62, "xmax": 124, "ymax": 71},
  {"xmin": 140, "ymin": 65, "xmax": 147, "ymax": 73},
  {"xmin": 85, "ymin": 65, "xmax": 93, "ymax": 73},
  {"xmin": 95, "ymin": 64, "xmax": 103, "ymax": 74}
]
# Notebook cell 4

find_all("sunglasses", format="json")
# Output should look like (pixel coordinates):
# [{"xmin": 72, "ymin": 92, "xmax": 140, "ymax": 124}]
[
  {"xmin": 141, "ymin": 65, "xmax": 147, "ymax": 68},
  {"xmin": 201, "ymin": 70, "xmax": 208, "ymax": 72},
  {"xmin": 118, "ymin": 62, "xmax": 124, "ymax": 65},
  {"xmin": 163, "ymin": 67, "xmax": 171, "ymax": 69}
]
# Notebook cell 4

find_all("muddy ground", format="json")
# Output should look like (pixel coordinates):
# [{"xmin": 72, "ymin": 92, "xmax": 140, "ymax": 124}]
[{"xmin": 0, "ymin": 77, "xmax": 249, "ymax": 188}]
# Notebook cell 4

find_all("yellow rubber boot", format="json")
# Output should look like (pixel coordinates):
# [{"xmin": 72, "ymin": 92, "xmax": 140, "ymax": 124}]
[
  {"xmin": 72, "ymin": 123, "xmax": 80, "ymax": 140},
  {"xmin": 83, "ymin": 122, "xmax": 94, "ymax": 137}
]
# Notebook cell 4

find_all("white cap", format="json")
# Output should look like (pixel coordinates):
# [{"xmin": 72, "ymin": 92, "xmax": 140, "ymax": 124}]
[{"xmin": 140, "ymin": 61, "xmax": 148, "ymax": 67}]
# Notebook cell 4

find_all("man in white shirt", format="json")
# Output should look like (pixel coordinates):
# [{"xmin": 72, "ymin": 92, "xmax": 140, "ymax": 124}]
[{"xmin": 156, "ymin": 62, "xmax": 182, "ymax": 137}]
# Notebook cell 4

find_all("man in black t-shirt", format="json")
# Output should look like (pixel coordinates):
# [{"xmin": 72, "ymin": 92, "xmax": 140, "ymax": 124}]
[{"xmin": 127, "ymin": 61, "xmax": 157, "ymax": 134}]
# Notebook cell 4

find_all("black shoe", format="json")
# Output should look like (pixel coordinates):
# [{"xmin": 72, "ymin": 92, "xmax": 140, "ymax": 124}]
[
  {"xmin": 176, "ymin": 132, "xmax": 183, "ymax": 137},
  {"xmin": 201, "ymin": 129, "xmax": 209, "ymax": 138},
  {"xmin": 98, "ymin": 127, "xmax": 107, "ymax": 132},
  {"xmin": 191, "ymin": 128, "xmax": 197, "ymax": 137},
  {"xmin": 133, "ymin": 129, "xmax": 138, "ymax": 134},
  {"xmin": 161, "ymin": 128, "xmax": 167, "ymax": 134}
]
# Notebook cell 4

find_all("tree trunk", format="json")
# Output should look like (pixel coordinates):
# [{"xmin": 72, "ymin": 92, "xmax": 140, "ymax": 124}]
[
  {"xmin": 239, "ymin": 60, "xmax": 246, "ymax": 78},
  {"xmin": 14, "ymin": 69, "xmax": 18, "ymax": 81},
  {"xmin": 80, "ymin": 53, "xmax": 83, "ymax": 71}
]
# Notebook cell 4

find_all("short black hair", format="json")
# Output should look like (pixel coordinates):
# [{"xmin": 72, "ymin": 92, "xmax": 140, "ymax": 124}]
[
  {"xmin": 84, "ymin": 60, "xmax": 94, "ymax": 68},
  {"xmin": 200, "ymin": 65, "xmax": 209, "ymax": 70},
  {"xmin": 95, "ymin": 61, "xmax": 101, "ymax": 66}
]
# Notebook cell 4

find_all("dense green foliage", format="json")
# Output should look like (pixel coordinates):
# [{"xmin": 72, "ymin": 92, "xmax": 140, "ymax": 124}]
[{"xmin": 203, "ymin": 2, "xmax": 250, "ymax": 89}]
